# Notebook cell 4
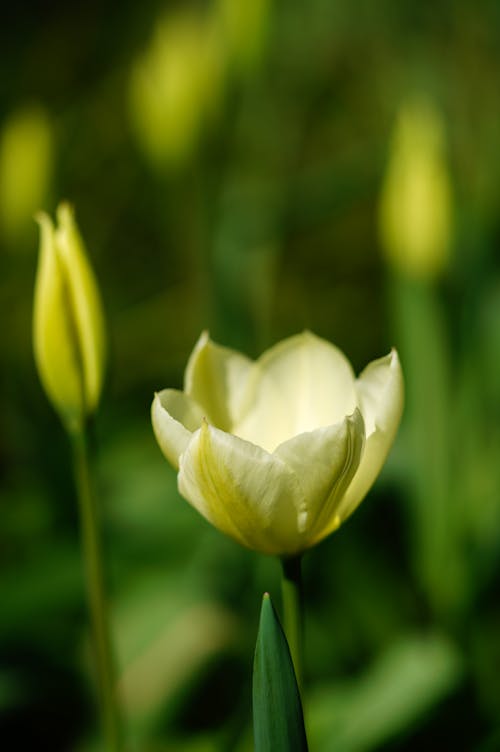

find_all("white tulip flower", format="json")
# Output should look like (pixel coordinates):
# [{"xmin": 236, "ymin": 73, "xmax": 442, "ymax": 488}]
[{"xmin": 152, "ymin": 332, "xmax": 403, "ymax": 556}]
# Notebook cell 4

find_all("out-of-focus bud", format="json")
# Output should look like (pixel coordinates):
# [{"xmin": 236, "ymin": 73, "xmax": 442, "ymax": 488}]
[
  {"xmin": 33, "ymin": 203, "xmax": 106, "ymax": 434},
  {"xmin": 378, "ymin": 98, "xmax": 452, "ymax": 281},
  {"xmin": 0, "ymin": 105, "xmax": 53, "ymax": 243},
  {"xmin": 214, "ymin": 0, "xmax": 271, "ymax": 75},
  {"xmin": 129, "ymin": 10, "xmax": 224, "ymax": 170}
]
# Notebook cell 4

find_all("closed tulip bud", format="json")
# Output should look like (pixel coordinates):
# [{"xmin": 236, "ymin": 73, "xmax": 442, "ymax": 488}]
[
  {"xmin": 129, "ymin": 10, "xmax": 224, "ymax": 169},
  {"xmin": 214, "ymin": 0, "xmax": 270, "ymax": 75},
  {"xmin": 0, "ymin": 105, "xmax": 53, "ymax": 242},
  {"xmin": 33, "ymin": 203, "xmax": 106, "ymax": 434},
  {"xmin": 379, "ymin": 97, "xmax": 452, "ymax": 281},
  {"xmin": 152, "ymin": 332, "xmax": 403, "ymax": 556}
]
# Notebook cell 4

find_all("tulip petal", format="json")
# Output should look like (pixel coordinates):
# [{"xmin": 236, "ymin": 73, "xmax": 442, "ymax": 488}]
[
  {"xmin": 55, "ymin": 203, "xmax": 106, "ymax": 413},
  {"xmin": 184, "ymin": 332, "xmax": 253, "ymax": 430},
  {"xmin": 152, "ymin": 389, "xmax": 205, "ymax": 469},
  {"xmin": 178, "ymin": 421, "xmax": 304, "ymax": 555},
  {"xmin": 275, "ymin": 409, "xmax": 365, "ymax": 547},
  {"xmin": 333, "ymin": 349, "xmax": 404, "ymax": 526},
  {"xmin": 33, "ymin": 212, "xmax": 84, "ymax": 430},
  {"xmin": 235, "ymin": 332, "xmax": 357, "ymax": 452}
]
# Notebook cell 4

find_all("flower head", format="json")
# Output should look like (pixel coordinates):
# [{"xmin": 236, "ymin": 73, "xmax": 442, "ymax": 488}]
[
  {"xmin": 129, "ymin": 9, "xmax": 224, "ymax": 169},
  {"xmin": 33, "ymin": 203, "xmax": 106, "ymax": 434},
  {"xmin": 152, "ymin": 332, "xmax": 403, "ymax": 556},
  {"xmin": 0, "ymin": 105, "xmax": 53, "ymax": 241},
  {"xmin": 378, "ymin": 96, "xmax": 452, "ymax": 281}
]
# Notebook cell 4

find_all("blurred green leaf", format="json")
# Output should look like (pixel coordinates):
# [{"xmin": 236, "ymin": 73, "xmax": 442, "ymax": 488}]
[
  {"xmin": 391, "ymin": 279, "xmax": 466, "ymax": 615},
  {"xmin": 308, "ymin": 632, "xmax": 463, "ymax": 752},
  {"xmin": 0, "ymin": 545, "xmax": 81, "ymax": 638},
  {"xmin": 113, "ymin": 569, "xmax": 238, "ymax": 742},
  {"xmin": 253, "ymin": 593, "xmax": 308, "ymax": 752}
]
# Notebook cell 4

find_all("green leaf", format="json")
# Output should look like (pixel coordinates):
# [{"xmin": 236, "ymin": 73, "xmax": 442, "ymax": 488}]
[
  {"xmin": 307, "ymin": 632, "xmax": 463, "ymax": 752},
  {"xmin": 253, "ymin": 593, "xmax": 308, "ymax": 752}
]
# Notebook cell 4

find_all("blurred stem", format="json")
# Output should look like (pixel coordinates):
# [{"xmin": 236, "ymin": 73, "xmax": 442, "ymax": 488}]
[
  {"xmin": 389, "ymin": 275, "xmax": 460, "ymax": 618},
  {"xmin": 281, "ymin": 555, "xmax": 304, "ymax": 692},
  {"xmin": 71, "ymin": 427, "xmax": 122, "ymax": 752}
]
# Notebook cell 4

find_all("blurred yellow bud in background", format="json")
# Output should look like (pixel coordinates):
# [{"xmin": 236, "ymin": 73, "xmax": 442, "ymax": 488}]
[
  {"xmin": 378, "ymin": 97, "xmax": 453, "ymax": 281},
  {"xmin": 129, "ymin": 10, "xmax": 224, "ymax": 170},
  {"xmin": 33, "ymin": 203, "xmax": 106, "ymax": 434},
  {"xmin": 214, "ymin": 0, "xmax": 271, "ymax": 75},
  {"xmin": 0, "ymin": 105, "xmax": 53, "ymax": 243}
]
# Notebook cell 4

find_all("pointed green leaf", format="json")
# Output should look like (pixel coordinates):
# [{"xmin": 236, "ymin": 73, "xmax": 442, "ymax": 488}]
[{"xmin": 253, "ymin": 593, "xmax": 308, "ymax": 752}]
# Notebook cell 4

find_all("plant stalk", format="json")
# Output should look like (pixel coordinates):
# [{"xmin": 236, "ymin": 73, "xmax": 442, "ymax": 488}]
[
  {"xmin": 72, "ymin": 428, "xmax": 121, "ymax": 752},
  {"xmin": 281, "ymin": 555, "xmax": 304, "ymax": 692}
]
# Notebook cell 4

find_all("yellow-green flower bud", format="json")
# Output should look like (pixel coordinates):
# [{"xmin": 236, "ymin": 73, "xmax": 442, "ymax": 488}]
[
  {"xmin": 214, "ymin": 0, "xmax": 270, "ymax": 75},
  {"xmin": 0, "ymin": 105, "xmax": 53, "ymax": 243},
  {"xmin": 378, "ymin": 97, "xmax": 452, "ymax": 281},
  {"xmin": 129, "ymin": 10, "xmax": 224, "ymax": 169},
  {"xmin": 33, "ymin": 203, "xmax": 106, "ymax": 434}
]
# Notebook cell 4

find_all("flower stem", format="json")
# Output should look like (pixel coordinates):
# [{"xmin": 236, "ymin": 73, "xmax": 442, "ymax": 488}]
[
  {"xmin": 71, "ymin": 428, "xmax": 122, "ymax": 752},
  {"xmin": 280, "ymin": 555, "xmax": 304, "ymax": 691}
]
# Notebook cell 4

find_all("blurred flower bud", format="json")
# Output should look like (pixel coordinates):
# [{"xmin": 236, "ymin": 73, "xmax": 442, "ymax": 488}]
[
  {"xmin": 378, "ymin": 98, "xmax": 452, "ymax": 281},
  {"xmin": 0, "ymin": 105, "xmax": 53, "ymax": 243},
  {"xmin": 214, "ymin": 0, "xmax": 271, "ymax": 75},
  {"xmin": 129, "ymin": 10, "xmax": 224, "ymax": 170},
  {"xmin": 33, "ymin": 203, "xmax": 106, "ymax": 434}
]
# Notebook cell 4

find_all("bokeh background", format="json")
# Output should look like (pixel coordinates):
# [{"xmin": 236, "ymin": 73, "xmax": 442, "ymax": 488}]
[{"xmin": 2, "ymin": 0, "xmax": 500, "ymax": 749}]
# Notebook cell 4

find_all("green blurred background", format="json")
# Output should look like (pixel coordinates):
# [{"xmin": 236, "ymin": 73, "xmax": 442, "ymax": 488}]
[{"xmin": 2, "ymin": 0, "xmax": 500, "ymax": 749}]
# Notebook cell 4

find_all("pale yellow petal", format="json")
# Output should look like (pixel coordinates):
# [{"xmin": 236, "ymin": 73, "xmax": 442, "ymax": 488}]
[
  {"xmin": 55, "ymin": 203, "xmax": 106, "ymax": 413},
  {"xmin": 151, "ymin": 389, "xmax": 205, "ymax": 469},
  {"xmin": 184, "ymin": 331, "xmax": 253, "ymax": 431},
  {"xmin": 334, "ymin": 349, "xmax": 404, "ymax": 524},
  {"xmin": 235, "ymin": 331, "xmax": 357, "ymax": 451},
  {"xmin": 275, "ymin": 409, "xmax": 365, "ymax": 547},
  {"xmin": 178, "ymin": 421, "xmax": 304, "ymax": 555},
  {"xmin": 33, "ymin": 212, "xmax": 83, "ymax": 430}
]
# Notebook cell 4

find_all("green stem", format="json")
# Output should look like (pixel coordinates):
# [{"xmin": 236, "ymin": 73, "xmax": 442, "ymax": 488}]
[
  {"xmin": 281, "ymin": 555, "xmax": 304, "ymax": 692},
  {"xmin": 71, "ymin": 428, "xmax": 122, "ymax": 752}
]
